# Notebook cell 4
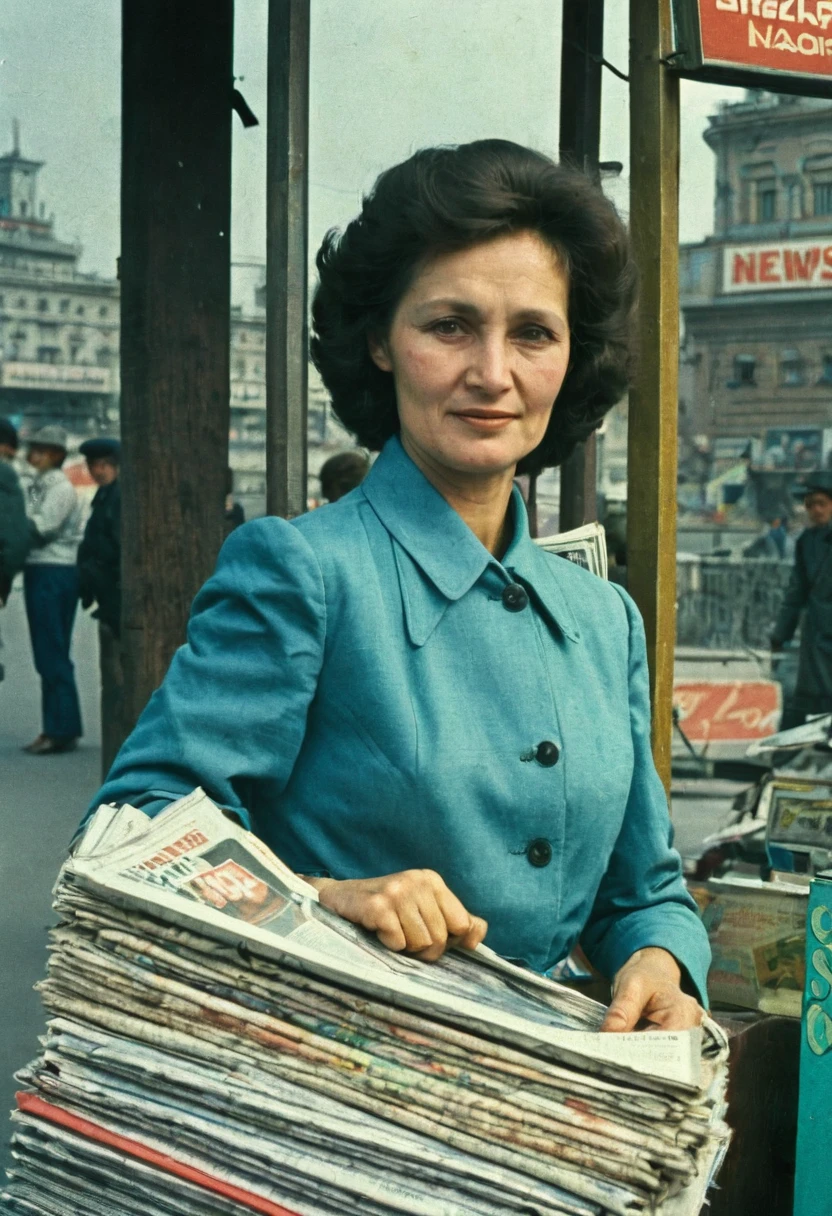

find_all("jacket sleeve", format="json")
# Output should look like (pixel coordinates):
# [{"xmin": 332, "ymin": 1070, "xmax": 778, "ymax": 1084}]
[
  {"xmin": 579, "ymin": 586, "xmax": 711, "ymax": 1006},
  {"xmin": 771, "ymin": 535, "xmax": 810, "ymax": 645},
  {"xmin": 28, "ymin": 476, "xmax": 77, "ymax": 543},
  {"xmin": 79, "ymin": 517, "xmax": 326, "ymax": 834}
]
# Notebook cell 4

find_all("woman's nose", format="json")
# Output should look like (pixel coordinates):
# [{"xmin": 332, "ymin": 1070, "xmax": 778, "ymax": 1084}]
[{"xmin": 466, "ymin": 336, "xmax": 512, "ymax": 395}]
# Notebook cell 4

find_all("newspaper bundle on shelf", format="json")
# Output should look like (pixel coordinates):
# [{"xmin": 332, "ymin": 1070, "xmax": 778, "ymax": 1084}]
[{"xmin": 4, "ymin": 789, "xmax": 730, "ymax": 1216}]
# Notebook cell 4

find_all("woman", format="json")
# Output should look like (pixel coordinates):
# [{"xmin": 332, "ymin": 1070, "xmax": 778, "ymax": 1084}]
[{"xmin": 85, "ymin": 140, "xmax": 708, "ymax": 1032}]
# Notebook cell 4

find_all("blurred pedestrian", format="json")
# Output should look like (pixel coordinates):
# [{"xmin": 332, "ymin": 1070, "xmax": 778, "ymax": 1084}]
[
  {"xmin": 771, "ymin": 474, "xmax": 832, "ymax": 728},
  {"xmin": 22, "ymin": 425, "xmax": 85, "ymax": 754},
  {"xmin": 78, "ymin": 437, "xmax": 123, "ymax": 774},
  {"xmin": 224, "ymin": 466, "xmax": 245, "ymax": 532},
  {"xmin": 319, "ymin": 450, "xmax": 370, "ymax": 503},
  {"xmin": 0, "ymin": 419, "xmax": 31, "ymax": 682}
]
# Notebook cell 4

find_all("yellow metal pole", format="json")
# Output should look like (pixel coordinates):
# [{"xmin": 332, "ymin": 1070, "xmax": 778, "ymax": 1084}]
[{"xmin": 627, "ymin": 0, "xmax": 680, "ymax": 792}]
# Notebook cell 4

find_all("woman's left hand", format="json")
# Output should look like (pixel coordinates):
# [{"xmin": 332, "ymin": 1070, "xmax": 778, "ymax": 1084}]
[{"xmin": 600, "ymin": 947, "xmax": 704, "ymax": 1033}]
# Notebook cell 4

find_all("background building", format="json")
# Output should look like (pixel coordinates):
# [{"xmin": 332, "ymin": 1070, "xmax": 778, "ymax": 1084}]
[
  {"xmin": 0, "ymin": 131, "xmax": 357, "ymax": 516},
  {"xmin": 0, "ymin": 128, "xmax": 119, "ymax": 441},
  {"xmin": 679, "ymin": 92, "xmax": 832, "ymax": 527}
]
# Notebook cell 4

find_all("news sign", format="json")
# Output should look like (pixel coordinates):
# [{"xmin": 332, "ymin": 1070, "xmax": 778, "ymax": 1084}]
[
  {"xmin": 672, "ymin": 0, "xmax": 832, "ymax": 94},
  {"xmin": 723, "ymin": 237, "xmax": 832, "ymax": 292}
]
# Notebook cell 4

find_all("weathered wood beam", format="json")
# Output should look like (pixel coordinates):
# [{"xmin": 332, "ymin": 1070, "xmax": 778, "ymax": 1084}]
[
  {"xmin": 120, "ymin": 0, "xmax": 233, "ymax": 733},
  {"xmin": 628, "ymin": 0, "xmax": 680, "ymax": 788},
  {"xmin": 266, "ymin": 0, "xmax": 310, "ymax": 518}
]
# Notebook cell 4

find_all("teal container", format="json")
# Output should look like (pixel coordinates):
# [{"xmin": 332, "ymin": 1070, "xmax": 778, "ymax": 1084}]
[{"xmin": 794, "ymin": 870, "xmax": 832, "ymax": 1216}]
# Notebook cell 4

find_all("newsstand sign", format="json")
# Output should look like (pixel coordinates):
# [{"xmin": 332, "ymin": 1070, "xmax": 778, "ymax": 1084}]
[{"xmin": 671, "ymin": 0, "xmax": 832, "ymax": 94}]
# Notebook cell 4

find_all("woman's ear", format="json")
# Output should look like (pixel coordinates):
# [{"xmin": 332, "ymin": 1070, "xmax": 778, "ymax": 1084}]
[{"xmin": 368, "ymin": 332, "xmax": 393, "ymax": 373}]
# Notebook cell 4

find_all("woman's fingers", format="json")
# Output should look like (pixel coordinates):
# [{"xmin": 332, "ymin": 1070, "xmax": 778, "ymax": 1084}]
[
  {"xmin": 602, "ymin": 970, "xmax": 704, "ymax": 1033},
  {"xmin": 315, "ymin": 870, "xmax": 485, "ymax": 961},
  {"xmin": 601, "ymin": 971, "xmax": 646, "ymax": 1033}
]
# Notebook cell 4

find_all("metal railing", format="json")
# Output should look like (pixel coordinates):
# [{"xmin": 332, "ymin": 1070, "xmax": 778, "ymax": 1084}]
[{"xmin": 676, "ymin": 557, "xmax": 792, "ymax": 649}]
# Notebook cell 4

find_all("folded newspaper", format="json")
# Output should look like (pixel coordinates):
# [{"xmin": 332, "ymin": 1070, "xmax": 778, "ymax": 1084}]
[
  {"xmin": 536, "ymin": 522, "xmax": 608, "ymax": 580},
  {"xmin": 4, "ymin": 789, "xmax": 729, "ymax": 1216}
]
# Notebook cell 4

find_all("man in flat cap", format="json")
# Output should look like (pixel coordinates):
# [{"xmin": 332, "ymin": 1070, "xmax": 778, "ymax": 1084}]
[
  {"xmin": 771, "ymin": 472, "xmax": 832, "ymax": 728},
  {"xmin": 22, "ymin": 425, "xmax": 85, "ymax": 754},
  {"xmin": 78, "ymin": 437, "xmax": 123, "ymax": 773}
]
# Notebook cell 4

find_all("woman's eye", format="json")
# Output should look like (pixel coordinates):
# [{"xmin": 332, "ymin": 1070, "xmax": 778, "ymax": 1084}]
[
  {"xmin": 431, "ymin": 319, "xmax": 463, "ymax": 336},
  {"xmin": 518, "ymin": 325, "xmax": 554, "ymax": 343}
]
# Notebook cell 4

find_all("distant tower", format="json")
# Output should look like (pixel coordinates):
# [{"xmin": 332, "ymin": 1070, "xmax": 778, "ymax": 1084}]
[{"xmin": 0, "ymin": 122, "xmax": 45, "ymax": 222}]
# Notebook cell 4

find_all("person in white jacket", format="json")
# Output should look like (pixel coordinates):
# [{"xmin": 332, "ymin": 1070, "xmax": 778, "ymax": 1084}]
[{"xmin": 22, "ymin": 425, "xmax": 85, "ymax": 754}]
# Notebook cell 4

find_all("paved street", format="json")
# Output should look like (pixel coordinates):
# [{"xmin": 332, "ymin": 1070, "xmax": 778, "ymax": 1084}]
[
  {"xmin": 0, "ymin": 582, "xmax": 744, "ymax": 1175},
  {"xmin": 0, "ymin": 584, "xmax": 101, "ymax": 1172}
]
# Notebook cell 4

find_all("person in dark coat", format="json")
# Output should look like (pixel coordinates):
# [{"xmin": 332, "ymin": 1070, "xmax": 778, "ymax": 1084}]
[
  {"xmin": 77, "ymin": 438, "xmax": 121, "ymax": 635},
  {"xmin": 77, "ymin": 437, "xmax": 123, "ymax": 774},
  {"xmin": 771, "ymin": 473, "xmax": 832, "ymax": 727},
  {"xmin": 0, "ymin": 419, "xmax": 30, "ymax": 605},
  {"xmin": 0, "ymin": 418, "xmax": 31, "ymax": 684}
]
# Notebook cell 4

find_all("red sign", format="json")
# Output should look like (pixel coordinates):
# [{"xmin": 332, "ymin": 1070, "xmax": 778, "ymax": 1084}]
[
  {"xmin": 673, "ymin": 0, "xmax": 832, "ymax": 88},
  {"xmin": 673, "ymin": 679, "xmax": 782, "ymax": 742},
  {"xmin": 723, "ymin": 238, "xmax": 832, "ymax": 292}
]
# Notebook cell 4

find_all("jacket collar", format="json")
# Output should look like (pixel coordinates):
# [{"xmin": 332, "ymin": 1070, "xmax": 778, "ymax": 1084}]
[{"xmin": 361, "ymin": 437, "xmax": 579, "ymax": 644}]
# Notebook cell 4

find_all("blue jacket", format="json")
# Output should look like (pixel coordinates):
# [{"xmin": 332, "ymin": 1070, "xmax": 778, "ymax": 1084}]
[{"xmin": 86, "ymin": 437, "xmax": 709, "ymax": 1000}]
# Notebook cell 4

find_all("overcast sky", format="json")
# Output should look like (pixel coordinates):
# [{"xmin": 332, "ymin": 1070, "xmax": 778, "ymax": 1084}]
[{"xmin": 0, "ymin": 0, "xmax": 739, "ymax": 287}]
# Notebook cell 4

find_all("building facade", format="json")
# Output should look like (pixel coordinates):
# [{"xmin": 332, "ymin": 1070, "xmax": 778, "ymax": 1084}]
[
  {"xmin": 680, "ymin": 92, "xmax": 832, "ymax": 518},
  {"xmin": 0, "ymin": 135, "xmax": 120, "ymax": 439},
  {"xmin": 0, "ymin": 135, "xmax": 355, "ymax": 517}
]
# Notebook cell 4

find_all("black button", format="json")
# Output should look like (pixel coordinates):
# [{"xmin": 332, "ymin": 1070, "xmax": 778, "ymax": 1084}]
[
  {"xmin": 526, "ymin": 838, "xmax": 552, "ymax": 868},
  {"xmin": 501, "ymin": 583, "xmax": 528, "ymax": 612},
  {"xmin": 535, "ymin": 740, "xmax": 560, "ymax": 767}
]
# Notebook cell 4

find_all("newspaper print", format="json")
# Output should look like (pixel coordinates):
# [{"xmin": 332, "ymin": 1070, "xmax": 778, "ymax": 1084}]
[{"xmin": 62, "ymin": 789, "xmax": 710, "ymax": 1092}]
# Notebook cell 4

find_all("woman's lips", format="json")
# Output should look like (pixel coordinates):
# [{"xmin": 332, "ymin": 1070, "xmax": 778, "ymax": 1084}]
[{"xmin": 451, "ymin": 411, "xmax": 518, "ymax": 430}]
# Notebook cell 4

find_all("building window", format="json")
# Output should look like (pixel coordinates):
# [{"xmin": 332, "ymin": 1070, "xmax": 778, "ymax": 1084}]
[
  {"xmin": 37, "ymin": 298, "xmax": 49, "ymax": 312},
  {"xmin": 16, "ymin": 297, "xmax": 27, "ymax": 309},
  {"xmin": 37, "ymin": 346, "xmax": 61, "ymax": 365},
  {"xmin": 76, "ymin": 305, "xmax": 85, "ymax": 317},
  {"xmin": 59, "ymin": 299, "xmax": 70, "ymax": 314},
  {"xmin": 96, "ymin": 346, "xmax": 114, "ymax": 367},
  {"xmin": 757, "ymin": 181, "xmax": 777, "ymax": 222},
  {"xmin": 69, "ymin": 343, "xmax": 83, "ymax": 362},
  {"xmin": 98, "ymin": 305, "xmax": 108, "ymax": 318},
  {"xmin": 730, "ymin": 355, "xmax": 757, "ymax": 387},
  {"xmin": 780, "ymin": 349, "xmax": 804, "ymax": 387},
  {"xmin": 814, "ymin": 182, "xmax": 832, "ymax": 216},
  {"xmin": 818, "ymin": 355, "xmax": 832, "ymax": 385}
]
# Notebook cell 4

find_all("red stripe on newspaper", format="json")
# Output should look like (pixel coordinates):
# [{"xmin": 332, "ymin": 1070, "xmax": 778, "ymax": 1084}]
[{"xmin": 16, "ymin": 1092, "xmax": 303, "ymax": 1216}]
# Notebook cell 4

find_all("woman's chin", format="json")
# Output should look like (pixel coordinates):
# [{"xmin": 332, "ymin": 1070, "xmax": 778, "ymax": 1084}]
[{"xmin": 435, "ymin": 440, "xmax": 529, "ymax": 479}]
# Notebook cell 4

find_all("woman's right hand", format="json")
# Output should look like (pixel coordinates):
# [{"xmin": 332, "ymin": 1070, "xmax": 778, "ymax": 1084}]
[{"xmin": 305, "ymin": 870, "xmax": 488, "ymax": 962}]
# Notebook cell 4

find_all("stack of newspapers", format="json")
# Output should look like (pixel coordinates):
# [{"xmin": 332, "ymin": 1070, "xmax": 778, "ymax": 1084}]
[{"xmin": 4, "ymin": 789, "xmax": 729, "ymax": 1216}]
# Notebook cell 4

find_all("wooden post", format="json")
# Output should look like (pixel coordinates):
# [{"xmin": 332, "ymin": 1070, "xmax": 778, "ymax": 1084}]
[
  {"xmin": 120, "ymin": 0, "xmax": 233, "ymax": 734},
  {"xmin": 557, "ymin": 0, "xmax": 603, "ymax": 532},
  {"xmin": 266, "ymin": 0, "xmax": 310, "ymax": 518},
  {"xmin": 628, "ymin": 0, "xmax": 680, "ymax": 789}
]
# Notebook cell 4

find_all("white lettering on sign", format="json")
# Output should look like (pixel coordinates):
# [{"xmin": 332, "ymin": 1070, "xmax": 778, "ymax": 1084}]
[
  {"xmin": 723, "ymin": 239, "xmax": 832, "ymax": 293},
  {"xmin": 715, "ymin": 0, "xmax": 832, "ymax": 25}
]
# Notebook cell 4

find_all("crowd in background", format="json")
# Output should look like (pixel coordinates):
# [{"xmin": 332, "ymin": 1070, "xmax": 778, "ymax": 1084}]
[{"xmin": 0, "ymin": 420, "xmax": 370, "ymax": 768}]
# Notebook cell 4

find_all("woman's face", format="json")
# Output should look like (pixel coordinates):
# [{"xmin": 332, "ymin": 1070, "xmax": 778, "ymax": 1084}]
[{"xmin": 369, "ymin": 230, "xmax": 570, "ymax": 480}]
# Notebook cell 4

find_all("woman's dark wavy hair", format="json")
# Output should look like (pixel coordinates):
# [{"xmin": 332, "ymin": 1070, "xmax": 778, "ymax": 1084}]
[{"xmin": 311, "ymin": 139, "xmax": 637, "ymax": 475}]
